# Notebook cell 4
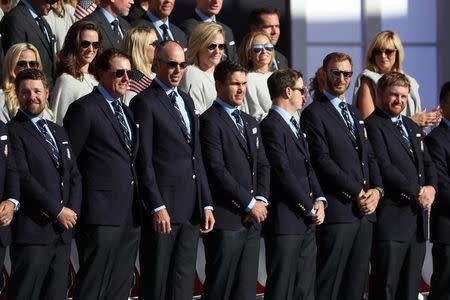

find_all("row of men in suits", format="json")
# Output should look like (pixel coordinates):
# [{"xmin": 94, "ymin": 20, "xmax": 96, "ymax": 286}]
[{"xmin": 0, "ymin": 0, "xmax": 289, "ymax": 88}]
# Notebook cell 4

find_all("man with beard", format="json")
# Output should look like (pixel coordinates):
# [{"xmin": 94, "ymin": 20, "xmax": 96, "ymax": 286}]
[
  {"xmin": 7, "ymin": 69, "xmax": 81, "ymax": 298},
  {"xmin": 82, "ymin": 0, "xmax": 132, "ymax": 50},
  {"xmin": 366, "ymin": 72, "xmax": 436, "ymax": 300},
  {"xmin": 130, "ymin": 40, "xmax": 214, "ymax": 300},
  {"xmin": 132, "ymin": 0, "xmax": 188, "ymax": 49},
  {"xmin": 64, "ymin": 49, "xmax": 140, "ymax": 299},
  {"xmin": 300, "ymin": 52, "xmax": 383, "ymax": 300}
]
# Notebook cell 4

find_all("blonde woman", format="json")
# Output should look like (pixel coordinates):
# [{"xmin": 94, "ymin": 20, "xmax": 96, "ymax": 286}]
[
  {"xmin": 121, "ymin": 26, "xmax": 158, "ymax": 105},
  {"xmin": 353, "ymin": 30, "xmax": 440, "ymax": 126},
  {"xmin": 239, "ymin": 31, "xmax": 274, "ymax": 121},
  {"xmin": 0, "ymin": 43, "xmax": 54, "ymax": 122},
  {"xmin": 44, "ymin": 0, "xmax": 76, "ymax": 52},
  {"xmin": 179, "ymin": 22, "xmax": 225, "ymax": 114}
]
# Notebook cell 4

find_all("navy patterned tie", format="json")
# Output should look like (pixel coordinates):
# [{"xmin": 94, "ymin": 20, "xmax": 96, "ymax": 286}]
[
  {"xmin": 169, "ymin": 91, "xmax": 189, "ymax": 136},
  {"xmin": 232, "ymin": 109, "xmax": 246, "ymax": 141},
  {"xmin": 36, "ymin": 119, "xmax": 60, "ymax": 168},
  {"xmin": 396, "ymin": 119, "xmax": 413, "ymax": 153},
  {"xmin": 160, "ymin": 23, "xmax": 171, "ymax": 41},
  {"xmin": 339, "ymin": 102, "xmax": 356, "ymax": 140},
  {"xmin": 112, "ymin": 100, "xmax": 132, "ymax": 153},
  {"xmin": 111, "ymin": 19, "xmax": 121, "ymax": 39}
]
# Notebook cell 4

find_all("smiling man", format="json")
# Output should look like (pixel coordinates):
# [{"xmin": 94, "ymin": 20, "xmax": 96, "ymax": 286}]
[
  {"xmin": 301, "ymin": 52, "xmax": 383, "ymax": 300},
  {"xmin": 64, "ymin": 48, "xmax": 141, "ymax": 299},
  {"xmin": 130, "ymin": 40, "xmax": 214, "ymax": 300},
  {"xmin": 366, "ymin": 72, "xmax": 437, "ymax": 300}
]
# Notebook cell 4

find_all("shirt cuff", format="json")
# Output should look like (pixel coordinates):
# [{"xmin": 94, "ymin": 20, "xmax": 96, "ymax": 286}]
[
  {"xmin": 244, "ymin": 198, "xmax": 256, "ymax": 212},
  {"xmin": 56, "ymin": 207, "xmax": 64, "ymax": 218},
  {"xmin": 151, "ymin": 205, "xmax": 166, "ymax": 214},
  {"xmin": 315, "ymin": 197, "xmax": 327, "ymax": 208},
  {"xmin": 204, "ymin": 206, "xmax": 213, "ymax": 211},
  {"xmin": 255, "ymin": 195, "xmax": 268, "ymax": 204},
  {"xmin": 7, "ymin": 198, "xmax": 20, "ymax": 212}
]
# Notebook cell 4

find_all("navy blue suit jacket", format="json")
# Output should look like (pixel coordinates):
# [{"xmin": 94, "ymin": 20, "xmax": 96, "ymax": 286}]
[
  {"xmin": 0, "ymin": 121, "xmax": 20, "ymax": 247},
  {"xmin": 260, "ymin": 109, "xmax": 323, "ymax": 235},
  {"xmin": 7, "ymin": 111, "xmax": 81, "ymax": 245},
  {"xmin": 63, "ymin": 87, "xmax": 140, "ymax": 226},
  {"xmin": 300, "ymin": 93, "xmax": 382, "ymax": 223},
  {"xmin": 200, "ymin": 101, "xmax": 270, "ymax": 230},
  {"xmin": 130, "ymin": 80, "xmax": 212, "ymax": 224},
  {"xmin": 366, "ymin": 107, "xmax": 437, "ymax": 242}
]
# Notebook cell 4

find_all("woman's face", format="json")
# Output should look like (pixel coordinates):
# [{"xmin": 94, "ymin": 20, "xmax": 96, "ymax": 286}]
[
  {"xmin": 78, "ymin": 29, "xmax": 100, "ymax": 67},
  {"xmin": 249, "ymin": 34, "xmax": 273, "ymax": 72},
  {"xmin": 146, "ymin": 30, "xmax": 159, "ymax": 64},
  {"xmin": 197, "ymin": 32, "xmax": 225, "ymax": 70},
  {"xmin": 373, "ymin": 40, "xmax": 397, "ymax": 74},
  {"xmin": 14, "ymin": 49, "xmax": 39, "ymax": 75}
]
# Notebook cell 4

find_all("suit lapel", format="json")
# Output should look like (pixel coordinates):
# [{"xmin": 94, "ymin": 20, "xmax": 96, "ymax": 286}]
[
  {"xmin": 404, "ymin": 118, "xmax": 422, "ymax": 165},
  {"xmin": 214, "ymin": 102, "xmax": 249, "ymax": 154},
  {"xmin": 95, "ymin": 9, "xmax": 119, "ymax": 47},
  {"xmin": 48, "ymin": 123, "xmax": 66, "ymax": 174},
  {"xmin": 242, "ymin": 114, "xmax": 256, "ymax": 166},
  {"xmin": 270, "ymin": 109, "xmax": 307, "ymax": 156},
  {"xmin": 123, "ymin": 105, "xmax": 138, "ymax": 156}
]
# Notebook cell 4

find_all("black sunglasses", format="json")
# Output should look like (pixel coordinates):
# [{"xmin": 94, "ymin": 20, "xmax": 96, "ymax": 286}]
[
  {"xmin": 329, "ymin": 69, "xmax": 353, "ymax": 79},
  {"xmin": 292, "ymin": 86, "xmax": 308, "ymax": 96},
  {"xmin": 160, "ymin": 60, "xmax": 187, "ymax": 69},
  {"xmin": 80, "ymin": 40, "xmax": 101, "ymax": 49},
  {"xmin": 16, "ymin": 60, "xmax": 40, "ymax": 69},
  {"xmin": 252, "ymin": 43, "xmax": 274, "ymax": 53},
  {"xmin": 373, "ymin": 48, "xmax": 397, "ymax": 56},
  {"xmin": 207, "ymin": 43, "xmax": 226, "ymax": 51},
  {"xmin": 112, "ymin": 69, "xmax": 133, "ymax": 78}
]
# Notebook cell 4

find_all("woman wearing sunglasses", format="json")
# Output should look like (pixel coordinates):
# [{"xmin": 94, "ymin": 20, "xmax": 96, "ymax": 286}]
[
  {"xmin": 179, "ymin": 22, "xmax": 226, "ymax": 114},
  {"xmin": 121, "ymin": 26, "xmax": 158, "ymax": 105},
  {"xmin": 239, "ymin": 31, "xmax": 275, "ymax": 121},
  {"xmin": 0, "ymin": 43, "xmax": 54, "ymax": 123},
  {"xmin": 353, "ymin": 30, "xmax": 440, "ymax": 127},
  {"xmin": 51, "ymin": 20, "xmax": 101, "ymax": 125}
]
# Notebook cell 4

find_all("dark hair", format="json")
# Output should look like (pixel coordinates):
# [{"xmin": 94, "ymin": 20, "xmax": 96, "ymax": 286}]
[
  {"xmin": 377, "ymin": 71, "xmax": 410, "ymax": 92},
  {"xmin": 95, "ymin": 48, "xmax": 130, "ymax": 80},
  {"xmin": 57, "ymin": 20, "xmax": 102, "ymax": 78},
  {"xmin": 439, "ymin": 81, "xmax": 450, "ymax": 104},
  {"xmin": 267, "ymin": 69, "xmax": 303, "ymax": 99},
  {"xmin": 249, "ymin": 7, "xmax": 279, "ymax": 27},
  {"xmin": 322, "ymin": 52, "xmax": 353, "ymax": 70},
  {"xmin": 214, "ymin": 60, "xmax": 247, "ymax": 83},
  {"xmin": 15, "ymin": 68, "xmax": 48, "ymax": 93}
]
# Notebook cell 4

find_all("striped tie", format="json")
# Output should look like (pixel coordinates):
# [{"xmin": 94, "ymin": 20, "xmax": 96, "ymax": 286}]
[
  {"xmin": 36, "ymin": 119, "xmax": 60, "ymax": 168},
  {"xmin": 232, "ymin": 109, "xmax": 246, "ymax": 141},
  {"xmin": 112, "ymin": 100, "xmax": 132, "ymax": 154},
  {"xmin": 169, "ymin": 91, "xmax": 189, "ymax": 137},
  {"xmin": 396, "ymin": 119, "xmax": 413, "ymax": 153},
  {"xmin": 339, "ymin": 102, "xmax": 356, "ymax": 140},
  {"xmin": 160, "ymin": 23, "xmax": 171, "ymax": 41}
]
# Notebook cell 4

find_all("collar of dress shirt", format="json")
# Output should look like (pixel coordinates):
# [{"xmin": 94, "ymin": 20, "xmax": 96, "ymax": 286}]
[
  {"xmin": 21, "ymin": 0, "xmax": 39, "ymax": 18},
  {"xmin": 271, "ymin": 105, "xmax": 292, "ymax": 124},
  {"xmin": 215, "ymin": 98, "xmax": 240, "ymax": 118},
  {"xmin": 98, "ymin": 5, "xmax": 117, "ymax": 24},
  {"xmin": 195, "ymin": 7, "xmax": 216, "ymax": 22},
  {"xmin": 154, "ymin": 77, "xmax": 179, "ymax": 97},
  {"xmin": 146, "ymin": 10, "xmax": 170, "ymax": 28},
  {"xmin": 20, "ymin": 108, "xmax": 47, "ymax": 131},
  {"xmin": 97, "ymin": 84, "xmax": 122, "ymax": 115},
  {"xmin": 324, "ymin": 90, "xmax": 348, "ymax": 112}
]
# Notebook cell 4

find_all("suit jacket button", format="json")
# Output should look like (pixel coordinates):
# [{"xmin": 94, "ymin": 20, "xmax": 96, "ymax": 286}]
[
  {"xmin": 361, "ymin": 162, "xmax": 365, "ymax": 166},
  {"xmin": 60, "ymin": 182, "xmax": 64, "ymax": 187},
  {"xmin": 419, "ymin": 174, "xmax": 422, "ymax": 178},
  {"xmin": 187, "ymin": 139, "xmax": 192, "ymax": 144},
  {"xmin": 192, "ymin": 175, "xmax": 196, "ymax": 180},
  {"xmin": 193, "ymin": 156, "xmax": 196, "ymax": 160},
  {"xmin": 355, "ymin": 146, "xmax": 359, "ymax": 150},
  {"xmin": 131, "ymin": 180, "xmax": 134, "ymax": 185},
  {"xmin": 363, "ymin": 180, "xmax": 367, "ymax": 185},
  {"xmin": 309, "ymin": 192, "xmax": 313, "ymax": 197},
  {"xmin": 250, "ymin": 189, "xmax": 254, "ymax": 194},
  {"xmin": 60, "ymin": 200, "xmax": 63, "ymax": 204}
]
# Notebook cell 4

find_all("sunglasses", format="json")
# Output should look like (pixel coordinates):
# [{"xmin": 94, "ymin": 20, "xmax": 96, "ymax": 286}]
[
  {"xmin": 160, "ymin": 60, "xmax": 187, "ymax": 69},
  {"xmin": 112, "ymin": 69, "xmax": 133, "ymax": 78},
  {"xmin": 373, "ymin": 48, "xmax": 397, "ymax": 56},
  {"xmin": 252, "ymin": 43, "xmax": 274, "ymax": 53},
  {"xmin": 149, "ymin": 40, "xmax": 159, "ymax": 47},
  {"xmin": 329, "ymin": 69, "xmax": 353, "ymax": 79},
  {"xmin": 292, "ymin": 86, "xmax": 308, "ymax": 96},
  {"xmin": 207, "ymin": 43, "xmax": 226, "ymax": 51},
  {"xmin": 80, "ymin": 40, "xmax": 100, "ymax": 49},
  {"xmin": 16, "ymin": 60, "xmax": 40, "ymax": 69}
]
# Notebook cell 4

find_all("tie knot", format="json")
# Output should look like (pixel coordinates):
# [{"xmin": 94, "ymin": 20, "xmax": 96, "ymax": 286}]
[
  {"xmin": 396, "ymin": 119, "xmax": 403, "ymax": 127},
  {"xmin": 339, "ymin": 102, "xmax": 347, "ymax": 110},
  {"xmin": 113, "ymin": 99, "xmax": 121, "ymax": 108},
  {"xmin": 232, "ymin": 109, "xmax": 240, "ymax": 118},
  {"xmin": 37, "ymin": 119, "xmax": 46, "ymax": 128},
  {"xmin": 160, "ymin": 23, "xmax": 168, "ymax": 31},
  {"xmin": 169, "ymin": 91, "xmax": 178, "ymax": 103},
  {"xmin": 111, "ymin": 19, "xmax": 119, "ymax": 26}
]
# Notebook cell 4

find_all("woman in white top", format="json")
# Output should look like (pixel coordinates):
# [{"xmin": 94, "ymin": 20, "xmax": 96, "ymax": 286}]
[
  {"xmin": 121, "ymin": 26, "xmax": 157, "ymax": 105},
  {"xmin": 239, "ymin": 31, "xmax": 274, "ymax": 121},
  {"xmin": 353, "ymin": 30, "xmax": 440, "ymax": 127},
  {"xmin": 179, "ymin": 22, "xmax": 226, "ymax": 114},
  {"xmin": 0, "ymin": 43, "xmax": 54, "ymax": 123},
  {"xmin": 51, "ymin": 20, "xmax": 100, "ymax": 125}
]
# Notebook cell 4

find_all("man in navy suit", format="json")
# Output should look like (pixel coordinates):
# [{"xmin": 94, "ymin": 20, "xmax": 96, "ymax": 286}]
[
  {"xmin": 260, "ymin": 69, "xmax": 325, "ymax": 300},
  {"xmin": 199, "ymin": 60, "xmax": 270, "ymax": 299},
  {"xmin": 82, "ymin": 0, "xmax": 132, "ymax": 50},
  {"xmin": 7, "ymin": 69, "xmax": 81, "ymax": 299},
  {"xmin": 0, "ymin": 120, "xmax": 20, "ymax": 292},
  {"xmin": 64, "ymin": 48, "xmax": 140, "ymax": 299},
  {"xmin": 130, "ymin": 40, "xmax": 214, "ymax": 300},
  {"xmin": 426, "ymin": 81, "xmax": 450, "ymax": 300},
  {"xmin": 131, "ymin": 0, "xmax": 188, "ymax": 49},
  {"xmin": 301, "ymin": 52, "xmax": 383, "ymax": 300},
  {"xmin": 366, "ymin": 72, "xmax": 437, "ymax": 300}
]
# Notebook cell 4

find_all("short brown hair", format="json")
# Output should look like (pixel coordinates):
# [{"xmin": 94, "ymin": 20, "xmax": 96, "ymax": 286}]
[
  {"xmin": 322, "ymin": 52, "xmax": 352, "ymax": 70},
  {"xmin": 377, "ymin": 72, "xmax": 410, "ymax": 92},
  {"xmin": 267, "ymin": 69, "xmax": 303, "ymax": 99},
  {"xmin": 15, "ymin": 68, "xmax": 48, "ymax": 94}
]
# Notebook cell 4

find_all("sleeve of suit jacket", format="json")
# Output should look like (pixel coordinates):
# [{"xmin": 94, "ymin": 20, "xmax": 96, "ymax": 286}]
[{"xmin": 0, "ymin": 12, "xmax": 27, "ymax": 52}]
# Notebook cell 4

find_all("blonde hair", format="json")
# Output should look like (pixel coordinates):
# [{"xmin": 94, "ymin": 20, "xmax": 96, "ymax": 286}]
[
  {"xmin": 120, "ymin": 26, "xmax": 155, "ymax": 78},
  {"xmin": 238, "ymin": 31, "xmax": 273, "ymax": 71},
  {"xmin": 186, "ymin": 22, "xmax": 225, "ymax": 66},
  {"xmin": 2, "ymin": 43, "xmax": 54, "ymax": 120},
  {"xmin": 366, "ymin": 30, "xmax": 405, "ymax": 73}
]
